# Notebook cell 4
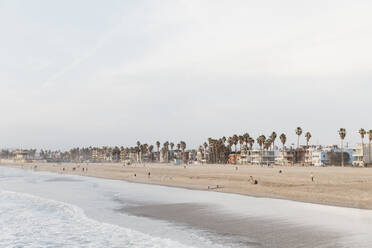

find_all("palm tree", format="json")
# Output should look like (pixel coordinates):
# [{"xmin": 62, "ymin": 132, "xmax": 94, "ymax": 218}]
[
  {"xmin": 163, "ymin": 141, "xmax": 169, "ymax": 162},
  {"xmin": 136, "ymin": 141, "xmax": 141, "ymax": 163},
  {"xmin": 359, "ymin": 128, "xmax": 366, "ymax": 165},
  {"xmin": 180, "ymin": 141, "xmax": 186, "ymax": 164},
  {"xmin": 243, "ymin": 133, "xmax": 250, "ymax": 148},
  {"xmin": 305, "ymin": 132, "xmax": 312, "ymax": 147},
  {"xmin": 238, "ymin": 135, "xmax": 244, "ymax": 153},
  {"xmin": 368, "ymin": 130, "xmax": 372, "ymax": 165},
  {"xmin": 232, "ymin": 135, "xmax": 238, "ymax": 155},
  {"xmin": 148, "ymin": 145, "xmax": 154, "ymax": 162},
  {"xmin": 257, "ymin": 135, "xmax": 266, "ymax": 150},
  {"xmin": 203, "ymin": 142, "xmax": 208, "ymax": 162},
  {"xmin": 246, "ymin": 137, "xmax": 253, "ymax": 149},
  {"xmin": 280, "ymin": 133, "xmax": 287, "ymax": 166},
  {"xmin": 264, "ymin": 138, "xmax": 272, "ymax": 165},
  {"xmin": 156, "ymin": 141, "xmax": 160, "ymax": 162},
  {"xmin": 170, "ymin": 142, "xmax": 174, "ymax": 160},
  {"xmin": 295, "ymin": 127, "xmax": 303, "ymax": 148},
  {"xmin": 257, "ymin": 135, "xmax": 266, "ymax": 165},
  {"xmin": 338, "ymin": 128, "xmax": 346, "ymax": 167},
  {"xmin": 270, "ymin": 132, "xmax": 277, "ymax": 151}
]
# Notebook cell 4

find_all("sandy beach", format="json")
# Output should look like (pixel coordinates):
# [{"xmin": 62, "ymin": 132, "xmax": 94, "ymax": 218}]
[{"xmin": 3, "ymin": 162, "xmax": 372, "ymax": 210}]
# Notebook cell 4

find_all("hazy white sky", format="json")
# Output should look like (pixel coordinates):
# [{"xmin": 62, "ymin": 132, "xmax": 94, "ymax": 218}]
[{"xmin": 1, "ymin": 0, "xmax": 371, "ymax": 150}]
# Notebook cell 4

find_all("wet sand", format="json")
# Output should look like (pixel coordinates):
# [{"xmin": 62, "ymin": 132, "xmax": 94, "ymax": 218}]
[
  {"xmin": 2, "ymin": 162, "xmax": 372, "ymax": 209},
  {"xmin": 120, "ymin": 202, "xmax": 341, "ymax": 247}
]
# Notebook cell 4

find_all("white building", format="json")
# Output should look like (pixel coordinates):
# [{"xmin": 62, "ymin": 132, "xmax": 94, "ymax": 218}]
[
  {"xmin": 311, "ymin": 150, "xmax": 328, "ymax": 166},
  {"xmin": 353, "ymin": 144, "xmax": 372, "ymax": 167},
  {"xmin": 251, "ymin": 150, "xmax": 275, "ymax": 165}
]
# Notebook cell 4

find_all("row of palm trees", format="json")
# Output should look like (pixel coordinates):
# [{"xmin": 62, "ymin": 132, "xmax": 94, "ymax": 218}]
[
  {"xmin": 337, "ymin": 128, "xmax": 372, "ymax": 166},
  {"xmin": 133, "ymin": 140, "xmax": 187, "ymax": 163},
  {"xmin": 202, "ymin": 129, "xmax": 314, "ymax": 164},
  {"xmin": 202, "ymin": 127, "xmax": 372, "ymax": 166}
]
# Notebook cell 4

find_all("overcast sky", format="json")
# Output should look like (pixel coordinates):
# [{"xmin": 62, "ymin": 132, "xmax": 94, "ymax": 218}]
[{"xmin": 0, "ymin": 0, "xmax": 371, "ymax": 150}]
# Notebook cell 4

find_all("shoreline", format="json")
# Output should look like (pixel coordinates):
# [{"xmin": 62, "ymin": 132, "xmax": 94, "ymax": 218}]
[{"xmin": 2, "ymin": 162, "xmax": 372, "ymax": 210}]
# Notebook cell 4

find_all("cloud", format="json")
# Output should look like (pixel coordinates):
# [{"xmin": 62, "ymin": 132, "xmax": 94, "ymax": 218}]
[{"xmin": 0, "ymin": 0, "xmax": 371, "ymax": 149}]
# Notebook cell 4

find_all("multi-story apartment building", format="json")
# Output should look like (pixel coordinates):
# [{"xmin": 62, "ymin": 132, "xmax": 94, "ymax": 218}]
[
  {"xmin": 353, "ymin": 144, "xmax": 372, "ymax": 167},
  {"xmin": 251, "ymin": 150, "xmax": 275, "ymax": 165}
]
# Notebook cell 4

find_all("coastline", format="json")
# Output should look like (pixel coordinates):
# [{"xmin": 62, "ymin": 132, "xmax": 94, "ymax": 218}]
[{"xmin": 2, "ymin": 162, "xmax": 372, "ymax": 210}]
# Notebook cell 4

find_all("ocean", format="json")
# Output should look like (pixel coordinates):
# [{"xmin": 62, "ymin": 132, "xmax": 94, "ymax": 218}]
[{"xmin": 1, "ymin": 166, "xmax": 372, "ymax": 247}]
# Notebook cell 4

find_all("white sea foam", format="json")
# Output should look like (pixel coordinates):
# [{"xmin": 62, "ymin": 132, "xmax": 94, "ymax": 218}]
[{"xmin": 0, "ymin": 190, "xmax": 194, "ymax": 248}]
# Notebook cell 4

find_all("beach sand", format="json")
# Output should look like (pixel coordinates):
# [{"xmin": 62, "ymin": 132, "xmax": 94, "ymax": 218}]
[{"xmin": 3, "ymin": 162, "xmax": 372, "ymax": 210}]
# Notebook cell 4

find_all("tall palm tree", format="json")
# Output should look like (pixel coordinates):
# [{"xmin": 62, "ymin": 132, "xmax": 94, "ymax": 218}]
[
  {"xmin": 227, "ymin": 137, "xmax": 233, "ymax": 149},
  {"xmin": 238, "ymin": 135, "xmax": 244, "ymax": 153},
  {"xmin": 270, "ymin": 132, "xmax": 277, "ymax": 151},
  {"xmin": 295, "ymin": 127, "xmax": 303, "ymax": 148},
  {"xmin": 180, "ymin": 141, "xmax": 186, "ymax": 164},
  {"xmin": 248, "ymin": 137, "xmax": 255, "ymax": 150},
  {"xmin": 203, "ymin": 142, "xmax": 208, "ymax": 162},
  {"xmin": 264, "ymin": 139, "xmax": 272, "ymax": 150},
  {"xmin": 368, "ymin": 130, "xmax": 372, "ymax": 165},
  {"xmin": 264, "ymin": 138, "xmax": 272, "ymax": 165},
  {"xmin": 163, "ymin": 141, "xmax": 169, "ymax": 162},
  {"xmin": 257, "ymin": 135, "xmax": 266, "ymax": 150},
  {"xmin": 243, "ymin": 133, "xmax": 250, "ymax": 148},
  {"xmin": 305, "ymin": 132, "xmax": 312, "ymax": 147},
  {"xmin": 338, "ymin": 128, "xmax": 346, "ymax": 167},
  {"xmin": 257, "ymin": 135, "xmax": 266, "ymax": 165},
  {"xmin": 170, "ymin": 142, "xmax": 174, "ymax": 160},
  {"xmin": 359, "ymin": 128, "xmax": 366, "ymax": 165},
  {"xmin": 232, "ymin": 135, "xmax": 238, "ymax": 155},
  {"xmin": 280, "ymin": 133, "xmax": 287, "ymax": 166},
  {"xmin": 148, "ymin": 145, "xmax": 154, "ymax": 162},
  {"xmin": 156, "ymin": 141, "xmax": 160, "ymax": 162},
  {"xmin": 136, "ymin": 141, "xmax": 141, "ymax": 163}
]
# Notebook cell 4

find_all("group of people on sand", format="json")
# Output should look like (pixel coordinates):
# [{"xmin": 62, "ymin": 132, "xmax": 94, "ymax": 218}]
[{"xmin": 61, "ymin": 166, "xmax": 88, "ymax": 172}]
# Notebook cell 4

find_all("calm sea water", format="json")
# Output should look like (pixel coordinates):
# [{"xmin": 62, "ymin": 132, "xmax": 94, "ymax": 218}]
[{"xmin": 1, "ymin": 166, "xmax": 372, "ymax": 248}]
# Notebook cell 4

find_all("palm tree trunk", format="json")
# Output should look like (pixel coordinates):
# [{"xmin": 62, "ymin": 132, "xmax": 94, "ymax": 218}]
[
  {"xmin": 362, "ymin": 139, "xmax": 364, "ymax": 166},
  {"xmin": 282, "ymin": 145, "xmax": 285, "ymax": 166},
  {"xmin": 341, "ymin": 140, "xmax": 344, "ymax": 167},
  {"xmin": 369, "ymin": 141, "xmax": 371, "ymax": 165}
]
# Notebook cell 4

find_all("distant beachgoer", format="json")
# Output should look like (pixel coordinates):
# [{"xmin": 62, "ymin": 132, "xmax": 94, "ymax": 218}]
[
  {"xmin": 134, "ymin": 173, "xmax": 136, "ymax": 177},
  {"xmin": 279, "ymin": 170, "xmax": 282, "ymax": 174},
  {"xmin": 311, "ymin": 173, "xmax": 314, "ymax": 182},
  {"xmin": 148, "ymin": 172, "xmax": 151, "ymax": 178}
]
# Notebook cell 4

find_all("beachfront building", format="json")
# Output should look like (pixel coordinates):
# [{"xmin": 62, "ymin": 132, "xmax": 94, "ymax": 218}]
[
  {"xmin": 275, "ymin": 148, "xmax": 294, "ymax": 165},
  {"xmin": 353, "ymin": 144, "xmax": 372, "ymax": 167},
  {"xmin": 308, "ymin": 146, "xmax": 354, "ymax": 166},
  {"xmin": 251, "ymin": 150, "xmax": 275, "ymax": 165},
  {"xmin": 305, "ymin": 146, "xmax": 318, "ymax": 165},
  {"xmin": 13, "ymin": 150, "xmax": 31, "ymax": 162},
  {"xmin": 228, "ymin": 153, "xmax": 241, "ymax": 164},
  {"xmin": 311, "ymin": 149, "xmax": 328, "ymax": 166}
]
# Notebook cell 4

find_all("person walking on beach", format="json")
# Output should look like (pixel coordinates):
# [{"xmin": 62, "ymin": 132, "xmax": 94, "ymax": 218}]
[{"xmin": 311, "ymin": 173, "xmax": 314, "ymax": 182}]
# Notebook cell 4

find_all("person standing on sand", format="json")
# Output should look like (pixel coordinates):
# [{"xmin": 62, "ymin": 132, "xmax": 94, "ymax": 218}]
[{"xmin": 311, "ymin": 173, "xmax": 314, "ymax": 182}]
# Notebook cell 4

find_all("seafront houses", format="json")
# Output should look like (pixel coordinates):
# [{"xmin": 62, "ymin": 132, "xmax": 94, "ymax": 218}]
[
  {"xmin": 353, "ymin": 144, "xmax": 372, "ymax": 167},
  {"xmin": 13, "ymin": 150, "xmax": 31, "ymax": 162},
  {"xmin": 304, "ymin": 146, "xmax": 354, "ymax": 166},
  {"xmin": 275, "ymin": 147, "xmax": 305, "ymax": 165},
  {"xmin": 251, "ymin": 150, "xmax": 275, "ymax": 165}
]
